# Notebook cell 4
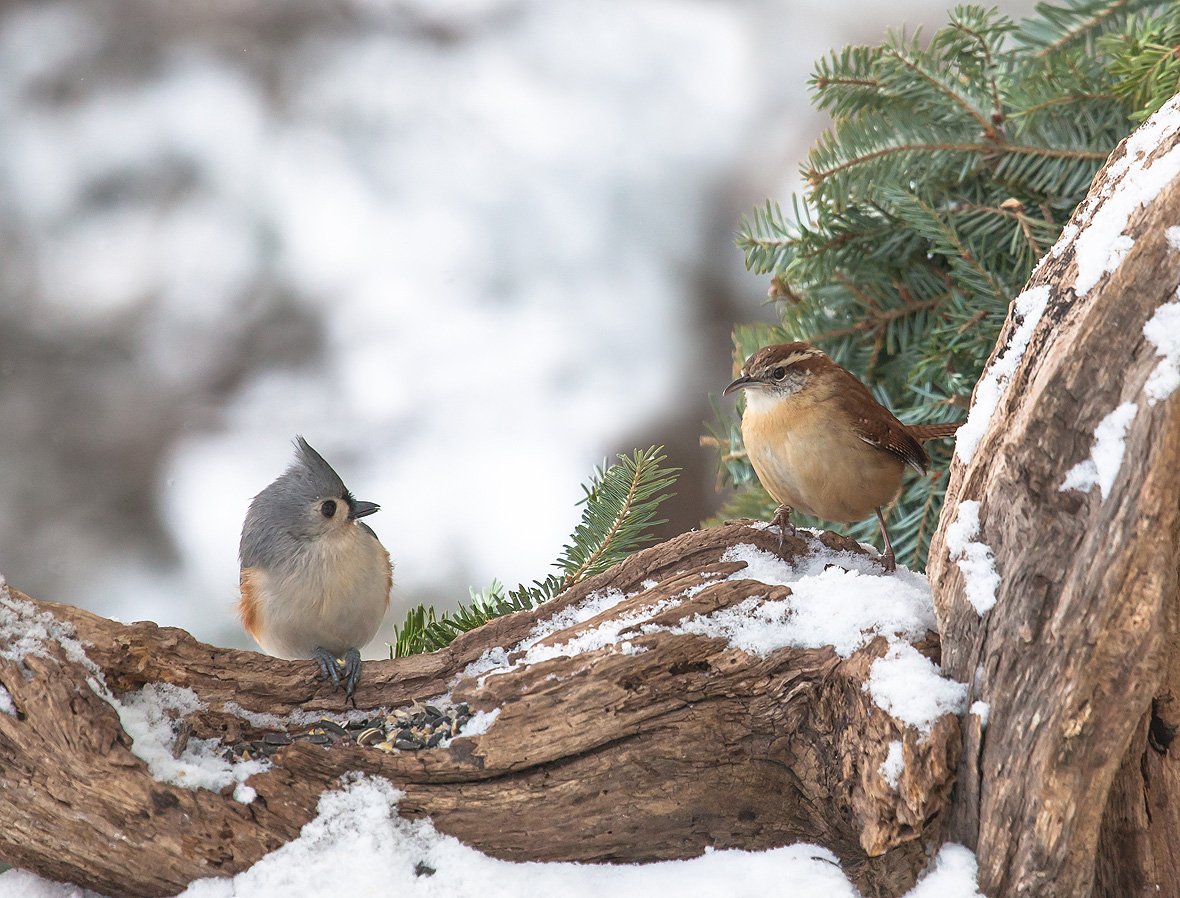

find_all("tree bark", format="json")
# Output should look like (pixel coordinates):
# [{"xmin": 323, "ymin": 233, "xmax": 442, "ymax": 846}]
[
  {"xmin": 0, "ymin": 522, "xmax": 956, "ymax": 898},
  {"xmin": 927, "ymin": 100, "xmax": 1180, "ymax": 897}
]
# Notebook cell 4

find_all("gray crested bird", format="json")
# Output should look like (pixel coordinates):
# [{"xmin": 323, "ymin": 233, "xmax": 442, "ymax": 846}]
[
  {"xmin": 238, "ymin": 437, "xmax": 392, "ymax": 699},
  {"xmin": 724, "ymin": 341, "xmax": 960, "ymax": 572}
]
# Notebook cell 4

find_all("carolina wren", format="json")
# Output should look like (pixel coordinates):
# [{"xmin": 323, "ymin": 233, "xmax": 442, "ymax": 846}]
[{"xmin": 724, "ymin": 342, "xmax": 959, "ymax": 572}]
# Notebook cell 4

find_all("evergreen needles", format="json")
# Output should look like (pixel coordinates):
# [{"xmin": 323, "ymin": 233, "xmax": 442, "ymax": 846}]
[
  {"xmin": 719, "ymin": 1, "xmax": 1177, "ymax": 569},
  {"xmin": 391, "ymin": 447, "xmax": 679, "ymax": 657}
]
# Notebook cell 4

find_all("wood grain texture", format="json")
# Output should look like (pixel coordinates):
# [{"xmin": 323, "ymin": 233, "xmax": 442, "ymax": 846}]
[
  {"xmin": 928, "ymin": 111, "xmax": 1180, "ymax": 898},
  {"xmin": 0, "ymin": 522, "xmax": 956, "ymax": 898}
]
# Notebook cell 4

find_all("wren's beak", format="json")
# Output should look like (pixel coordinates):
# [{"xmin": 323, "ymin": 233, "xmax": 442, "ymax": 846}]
[
  {"xmin": 723, "ymin": 374, "xmax": 756, "ymax": 396},
  {"xmin": 349, "ymin": 500, "xmax": 380, "ymax": 520}
]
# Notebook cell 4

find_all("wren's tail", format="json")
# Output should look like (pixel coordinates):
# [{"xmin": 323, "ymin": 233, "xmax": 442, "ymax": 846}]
[{"xmin": 908, "ymin": 422, "xmax": 963, "ymax": 442}]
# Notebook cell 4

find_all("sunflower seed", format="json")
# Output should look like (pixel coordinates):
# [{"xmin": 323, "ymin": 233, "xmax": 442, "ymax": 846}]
[{"xmin": 357, "ymin": 727, "xmax": 385, "ymax": 747}]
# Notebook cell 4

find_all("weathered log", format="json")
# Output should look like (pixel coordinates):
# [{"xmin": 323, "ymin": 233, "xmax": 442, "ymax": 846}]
[
  {"xmin": 928, "ymin": 98, "xmax": 1180, "ymax": 897},
  {"xmin": 0, "ymin": 521, "xmax": 956, "ymax": 898}
]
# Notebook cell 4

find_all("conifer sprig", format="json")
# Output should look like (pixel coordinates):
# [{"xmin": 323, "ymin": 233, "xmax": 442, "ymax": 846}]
[
  {"xmin": 720, "ymin": 1, "xmax": 1176, "ymax": 568},
  {"xmin": 391, "ymin": 447, "xmax": 679, "ymax": 657},
  {"xmin": 1102, "ymin": 14, "xmax": 1180, "ymax": 119}
]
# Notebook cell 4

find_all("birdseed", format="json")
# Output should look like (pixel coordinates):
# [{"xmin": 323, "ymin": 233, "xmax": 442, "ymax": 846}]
[{"xmin": 226, "ymin": 699, "xmax": 482, "ymax": 759}]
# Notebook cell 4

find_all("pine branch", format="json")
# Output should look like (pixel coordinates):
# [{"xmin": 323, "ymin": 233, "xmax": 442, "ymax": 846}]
[
  {"xmin": 1021, "ymin": 0, "xmax": 1146, "ymax": 57},
  {"xmin": 391, "ymin": 448, "xmax": 679, "ymax": 657},
  {"xmin": 712, "ymin": 0, "xmax": 1173, "ymax": 569},
  {"xmin": 1102, "ymin": 13, "xmax": 1180, "ymax": 120},
  {"xmin": 557, "ymin": 448, "xmax": 681, "ymax": 585},
  {"xmin": 805, "ymin": 140, "xmax": 1108, "ymax": 190},
  {"xmin": 883, "ymin": 45, "xmax": 996, "ymax": 133}
]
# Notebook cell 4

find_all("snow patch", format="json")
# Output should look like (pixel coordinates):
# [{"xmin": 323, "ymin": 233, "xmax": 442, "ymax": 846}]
[
  {"xmin": 1059, "ymin": 402, "xmax": 1138, "ymax": 500},
  {"xmin": 522, "ymin": 599, "xmax": 678, "ymax": 666},
  {"xmin": 943, "ymin": 501, "xmax": 999, "ymax": 615},
  {"xmin": 0, "ymin": 686, "xmax": 16, "ymax": 717},
  {"xmin": 866, "ymin": 644, "xmax": 968, "ymax": 737},
  {"xmin": 955, "ymin": 285, "xmax": 1051, "ymax": 464},
  {"xmin": 1144, "ymin": 299, "xmax": 1180, "ymax": 404},
  {"xmin": 454, "ymin": 708, "xmax": 500, "ymax": 739},
  {"xmin": 461, "ymin": 587, "xmax": 634, "ymax": 684},
  {"xmin": 0, "ymin": 583, "xmax": 92, "ymax": 667},
  {"xmin": 0, "ymin": 870, "xmax": 106, "ymax": 898},
  {"xmin": 1166, "ymin": 226, "xmax": 1180, "ymax": 252},
  {"xmin": 1074, "ymin": 96, "xmax": 1180, "ymax": 296},
  {"xmin": 880, "ymin": 740, "xmax": 904, "ymax": 790},
  {"xmin": 970, "ymin": 700, "xmax": 990, "ymax": 729},
  {"xmin": 670, "ymin": 545, "xmax": 935, "ymax": 658},
  {"xmin": 907, "ymin": 844, "xmax": 986, "ymax": 898},
  {"xmin": 221, "ymin": 702, "xmax": 287, "ymax": 730},
  {"xmin": 114, "ymin": 683, "xmax": 268, "ymax": 802}
]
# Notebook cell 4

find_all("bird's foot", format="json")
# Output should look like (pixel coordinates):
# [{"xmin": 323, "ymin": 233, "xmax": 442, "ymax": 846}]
[
  {"xmin": 312, "ymin": 646, "xmax": 363, "ymax": 703},
  {"xmin": 342, "ymin": 648, "xmax": 363, "ymax": 701},
  {"xmin": 312, "ymin": 646, "xmax": 342, "ymax": 688},
  {"xmin": 873, "ymin": 507, "xmax": 897, "ymax": 574},
  {"xmin": 771, "ymin": 505, "xmax": 796, "ymax": 552}
]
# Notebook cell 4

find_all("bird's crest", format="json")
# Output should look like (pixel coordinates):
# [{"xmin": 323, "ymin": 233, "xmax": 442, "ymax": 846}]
[{"xmin": 290, "ymin": 436, "xmax": 348, "ymax": 498}]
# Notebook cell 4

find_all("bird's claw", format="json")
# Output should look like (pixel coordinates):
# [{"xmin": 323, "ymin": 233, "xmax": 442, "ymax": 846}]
[
  {"xmin": 342, "ymin": 648, "xmax": 362, "ymax": 700},
  {"xmin": 771, "ymin": 505, "xmax": 796, "ymax": 552},
  {"xmin": 313, "ymin": 646, "xmax": 342, "ymax": 688},
  {"xmin": 312, "ymin": 646, "xmax": 362, "ymax": 702}
]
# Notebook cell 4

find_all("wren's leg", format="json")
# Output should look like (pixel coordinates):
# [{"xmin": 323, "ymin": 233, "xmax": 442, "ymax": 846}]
[
  {"xmin": 875, "ymin": 507, "xmax": 896, "ymax": 573},
  {"xmin": 312, "ymin": 646, "xmax": 342, "ymax": 688},
  {"xmin": 771, "ymin": 504, "xmax": 796, "ymax": 550},
  {"xmin": 342, "ymin": 648, "xmax": 363, "ymax": 700}
]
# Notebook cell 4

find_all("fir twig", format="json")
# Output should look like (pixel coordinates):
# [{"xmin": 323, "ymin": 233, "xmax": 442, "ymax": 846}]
[
  {"xmin": 391, "ymin": 447, "xmax": 679, "ymax": 657},
  {"xmin": 715, "ymin": 1, "xmax": 1173, "ymax": 569}
]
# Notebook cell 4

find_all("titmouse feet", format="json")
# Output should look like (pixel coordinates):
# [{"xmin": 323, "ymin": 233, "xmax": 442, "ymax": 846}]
[
  {"xmin": 342, "ymin": 648, "xmax": 362, "ymax": 700},
  {"xmin": 312, "ymin": 646, "xmax": 364, "ymax": 701},
  {"xmin": 771, "ymin": 504, "xmax": 796, "ymax": 551},
  {"xmin": 313, "ymin": 646, "xmax": 342, "ymax": 688}
]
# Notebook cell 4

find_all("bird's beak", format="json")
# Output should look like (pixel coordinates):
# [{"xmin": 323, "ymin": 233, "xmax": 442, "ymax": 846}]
[
  {"xmin": 350, "ymin": 500, "xmax": 380, "ymax": 519},
  {"xmin": 723, "ymin": 374, "xmax": 756, "ymax": 396}
]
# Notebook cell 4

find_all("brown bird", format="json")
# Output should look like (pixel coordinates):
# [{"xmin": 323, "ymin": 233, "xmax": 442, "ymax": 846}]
[{"xmin": 724, "ymin": 341, "xmax": 959, "ymax": 572}]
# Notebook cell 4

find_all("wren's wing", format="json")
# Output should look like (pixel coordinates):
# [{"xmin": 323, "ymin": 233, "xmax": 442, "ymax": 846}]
[
  {"xmin": 836, "ymin": 381, "xmax": 930, "ymax": 475},
  {"xmin": 856, "ymin": 413, "xmax": 929, "ymax": 475},
  {"xmin": 907, "ymin": 422, "xmax": 962, "ymax": 442},
  {"xmin": 827, "ymin": 365, "xmax": 930, "ymax": 475}
]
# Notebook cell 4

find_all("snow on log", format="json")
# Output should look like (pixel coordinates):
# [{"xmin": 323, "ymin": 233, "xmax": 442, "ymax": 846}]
[{"xmin": 0, "ymin": 522, "xmax": 960, "ymax": 898}]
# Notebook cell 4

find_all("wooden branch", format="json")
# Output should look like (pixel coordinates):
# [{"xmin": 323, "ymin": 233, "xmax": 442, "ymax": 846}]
[
  {"xmin": 928, "ymin": 98, "xmax": 1180, "ymax": 898},
  {"xmin": 0, "ymin": 522, "xmax": 956, "ymax": 898}
]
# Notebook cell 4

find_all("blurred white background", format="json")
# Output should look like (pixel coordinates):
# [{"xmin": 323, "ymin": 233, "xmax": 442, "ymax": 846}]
[{"xmin": 0, "ymin": 0, "xmax": 1031, "ymax": 653}]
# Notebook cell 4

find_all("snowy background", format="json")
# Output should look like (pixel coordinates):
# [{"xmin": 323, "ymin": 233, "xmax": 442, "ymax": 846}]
[{"xmin": 0, "ymin": 0, "xmax": 1033, "ymax": 653}]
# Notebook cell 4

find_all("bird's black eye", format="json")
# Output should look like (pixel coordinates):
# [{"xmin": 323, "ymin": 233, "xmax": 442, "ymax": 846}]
[
  {"xmin": 320, "ymin": 499, "xmax": 337, "ymax": 518},
  {"xmin": 772, "ymin": 366, "xmax": 786, "ymax": 380}
]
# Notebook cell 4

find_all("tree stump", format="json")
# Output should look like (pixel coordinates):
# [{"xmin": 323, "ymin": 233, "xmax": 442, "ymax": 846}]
[
  {"xmin": 0, "ymin": 522, "xmax": 957, "ymax": 898},
  {"xmin": 928, "ymin": 96, "xmax": 1180, "ymax": 897}
]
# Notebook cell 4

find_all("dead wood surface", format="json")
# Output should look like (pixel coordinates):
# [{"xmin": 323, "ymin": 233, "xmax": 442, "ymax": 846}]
[
  {"xmin": 928, "ymin": 113, "xmax": 1180, "ymax": 897},
  {"xmin": 0, "ymin": 521, "xmax": 955, "ymax": 898}
]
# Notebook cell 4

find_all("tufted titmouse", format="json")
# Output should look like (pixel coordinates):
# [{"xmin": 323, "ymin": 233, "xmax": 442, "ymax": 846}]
[{"xmin": 238, "ymin": 436, "xmax": 392, "ymax": 699}]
